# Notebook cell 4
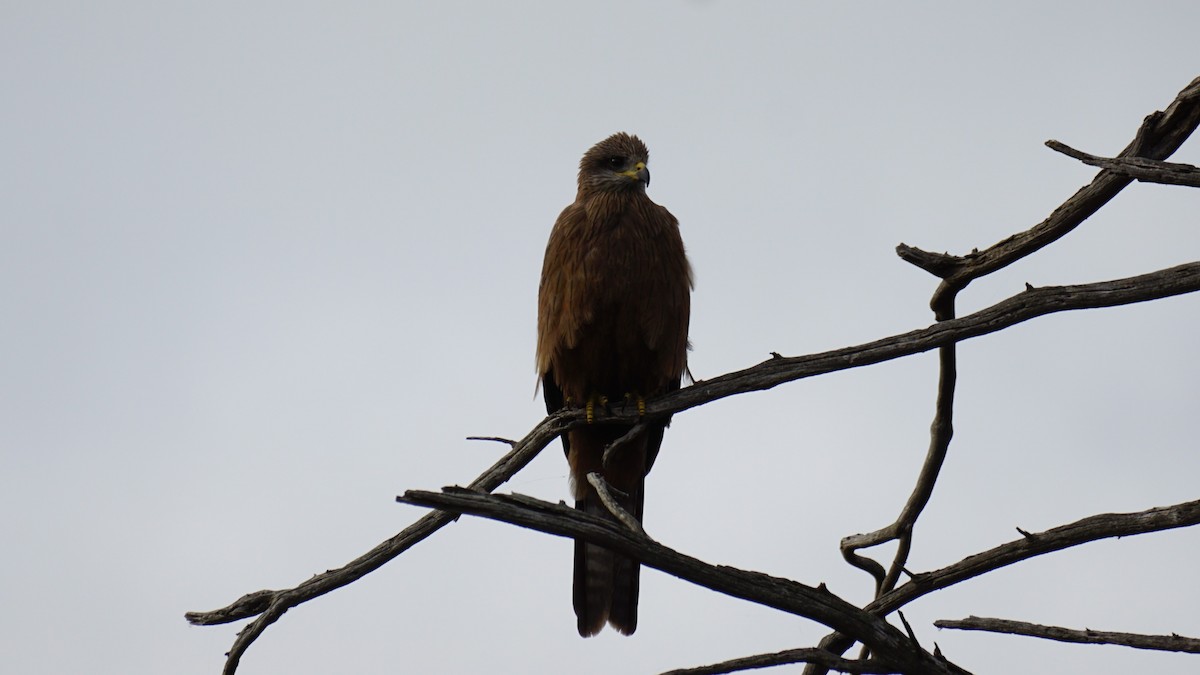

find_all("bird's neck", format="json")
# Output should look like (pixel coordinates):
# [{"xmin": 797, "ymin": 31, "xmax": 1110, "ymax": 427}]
[{"xmin": 579, "ymin": 189, "xmax": 648, "ymax": 225}]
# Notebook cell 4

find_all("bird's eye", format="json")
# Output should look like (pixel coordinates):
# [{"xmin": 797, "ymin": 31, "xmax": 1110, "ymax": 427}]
[{"xmin": 606, "ymin": 156, "xmax": 625, "ymax": 170}]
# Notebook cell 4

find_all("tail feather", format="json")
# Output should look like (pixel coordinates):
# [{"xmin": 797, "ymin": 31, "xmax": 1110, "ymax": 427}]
[
  {"xmin": 573, "ymin": 477, "xmax": 644, "ymax": 636},
  {"xmin": 607, "ymin": 486, "xmax": 642, "ymax": 635},
  {"xmin": 574, "ymin": 495, "xmax": 613, "ymax": 637}
]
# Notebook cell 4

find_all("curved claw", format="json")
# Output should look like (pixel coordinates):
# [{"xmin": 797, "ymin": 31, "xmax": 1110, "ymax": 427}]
[
  {"xmin": 622, "ymin": 392, "xmax": 647, "ymax": 417},
  {"xmin": 585, "ymin": 393, "xmax": 609, "ymax": 424}
]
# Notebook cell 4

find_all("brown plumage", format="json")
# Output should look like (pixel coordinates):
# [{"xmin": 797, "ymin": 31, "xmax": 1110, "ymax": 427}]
[{"xmin": 536, "ymin": 132, "xmax": 692, "ymax": 637}]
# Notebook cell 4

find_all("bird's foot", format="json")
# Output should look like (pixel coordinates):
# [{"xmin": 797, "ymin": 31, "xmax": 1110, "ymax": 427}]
[
  {"xmin": 585, "ymin": 393, "xmax": 609, "ymax": 424},
  {"xmin": 622, "ymin": 392, "xmax": 646, "ymax": 417}
]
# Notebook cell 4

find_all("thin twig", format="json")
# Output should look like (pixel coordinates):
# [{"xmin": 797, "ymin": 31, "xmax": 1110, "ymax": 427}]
[
  {"xmin": 1046, "ymin": 140, "xmax": 1200, "ymax": 187},
  {"xmin": 897, "ymin": 611, "xmax": 921, "ymax": 649},
  {"xmin": 586, "ymin": 472, "xmax": 645, "ymax": 535},
  {"xmin": 465, "ymin": 435, "xmax": 517, "ymax": 446},
  {"xmin": 934, "ymin": 616, "xmax": 1200, "ymax": 654},
  {"xmin": 602, "ymin": 421, "xmax": 648, "ymax": 468}
]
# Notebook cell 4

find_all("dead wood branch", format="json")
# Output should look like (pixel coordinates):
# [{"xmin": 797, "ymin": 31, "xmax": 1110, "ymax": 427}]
[
  {"xmin": 188, "ymin": 261, "xmax": 1200, "ymax": 674},
  {"xmin": 809, "ymin": 498, "xmax": 1200, "ymax": 672},
  {"xmin": 647, "ymin": 261, "xmax": 1200, "ymax": 424},
  {"xmin": 872, "ymin": 498, "xmax": 1200, "ymax": 614},
  {"xmin": 184, "ymin": 414, "xmax": 569, "ymax": 675},
  {"xmin": 587, "ymin": 472, "xmax": 645, "ymax": 534},
  {"xmin": 934, "ymin": 616, "xmax": 1200, "ymax": 654},
  {"xmin": 806, "ymin": 74, "xmax": 1200, "ymax": 675},
  {"xmin": 840, "ymin": 335, "xmax": 954, "ymax": 597},
  {"xmin": 659, "ymin": 647, "xmax": 900, "ymax": 675},
  {"xmin": 189, "ymin": 75, "xmax": 1200, "ymax": 675},
  {"xmin": 1046, "ymin": 140, "xmax": 1200, "ymax": 187},
  {"xmin": 896, "ymin": 75, "xmax": 1200, "ymax": 315},
  {"xmin": 398, "ymin": 488, "xmax": 969, "ymax": 675}
]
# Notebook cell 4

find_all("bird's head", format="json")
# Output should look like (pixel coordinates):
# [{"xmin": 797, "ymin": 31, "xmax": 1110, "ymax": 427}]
[{"xmin": 577, "ymin": 132, "xmax": 651, "ymax": 196}]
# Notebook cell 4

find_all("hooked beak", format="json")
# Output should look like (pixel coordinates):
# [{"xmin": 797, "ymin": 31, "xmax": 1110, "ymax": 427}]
[{"xmin": 620, "ymin": 161, "xmax": 650, "ymax": 187}]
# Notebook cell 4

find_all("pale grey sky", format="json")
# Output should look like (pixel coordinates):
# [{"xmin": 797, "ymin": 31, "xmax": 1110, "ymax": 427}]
[{"xmin": 3, "ymin": 3, "xmax": 1199, "ymax": 674}]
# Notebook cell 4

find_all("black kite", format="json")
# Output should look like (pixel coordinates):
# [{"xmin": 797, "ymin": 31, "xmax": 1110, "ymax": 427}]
[{"xmin": 536, "ymin": 132, "xmax": 692, "ymax": 636}]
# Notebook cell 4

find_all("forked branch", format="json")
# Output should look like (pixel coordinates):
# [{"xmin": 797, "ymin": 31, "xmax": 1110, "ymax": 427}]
[
  {"xmin": 897, "ymin": 74, "xmax": 1200, "ymax": 311},
  {"xmin": 806, "ymin": 74, "xmax": 1200, "ymax": 675},
  {"xmin": 398, "ymin": 488, "xmax": 969, "ymax": 675},
  {"xmin": 806, "ymin": 498, "xmax": 1200, "ymax": 675}
]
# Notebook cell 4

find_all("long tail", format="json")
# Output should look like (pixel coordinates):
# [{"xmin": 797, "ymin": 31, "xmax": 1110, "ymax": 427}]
[{"xmin": 573, "ymin": 476, "xmax": 643, "ymax": 637}]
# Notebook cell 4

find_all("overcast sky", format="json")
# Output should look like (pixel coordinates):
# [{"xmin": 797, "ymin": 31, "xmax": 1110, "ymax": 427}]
[{"xmin": 3, "ymin": 3, "xmax": 1199, "ymax": 674}]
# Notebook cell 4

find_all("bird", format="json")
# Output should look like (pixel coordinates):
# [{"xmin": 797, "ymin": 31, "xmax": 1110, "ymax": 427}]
[{"xmin": 536, "ymin": 132, "xmax": 692, "ymax": 637}]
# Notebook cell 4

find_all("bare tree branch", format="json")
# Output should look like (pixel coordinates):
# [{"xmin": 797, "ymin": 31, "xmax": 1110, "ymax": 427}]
[
  {"xmin": 184, "ymin": 414, "xmax": 570, "ymax": 674},
  {"xmin": 398, "ymin": 488, "xmax": 970, "ymax": 675},
  {"xmin": 649, "ymin": 261, "xmax": 1200, "ymax": 426},
  {"xmin": 188, "ymin": 74, "xmax": 1200, "ymax": 675},
  {"xmin": 934, "ymin": 616, "xmax": 1200, "ymax": 654},
  {"xmin": 806, "ymin": 74, "xmax": 1200, "ymax": 675},
  {"xmin": 1046, "ymin": 139, "xmax": 1200, "ymax": 187},
  {"xmin": 659, "ymin": 648, "xmax": 901, "ymax": 675},
  {"xmin": 874, "ymin": 498, "xmax": 1200, "ymax": 614},
  {"xmin": 840, "ymin": 334, "xmax": 955, "ymax": 597},
  {"xmin": 896, "ymin": 74, "xmax": 1200, "ymax": 314},
  {"xmin": 809, "ymin": 498, "xmax": 1200, "ymax": 671},
  {"xmin": 187, "ymin": 260, "xmax": 1200, "ymax": 674}
]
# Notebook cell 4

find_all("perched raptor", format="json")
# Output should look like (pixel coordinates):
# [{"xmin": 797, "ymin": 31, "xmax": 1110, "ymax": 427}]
[{"xmin": 536, "ymin": 132, "xmax": 692, "ymax": 636}]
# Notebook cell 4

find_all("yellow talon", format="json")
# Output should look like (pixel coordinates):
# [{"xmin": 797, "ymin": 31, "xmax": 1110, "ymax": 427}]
[
  {"xmin": 623, "ymin": 392, "xmax": 647, "ymax": 417},
  {"xmin": 585, "ymin": 393, "xmax": 608, "ymax": 424}
]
